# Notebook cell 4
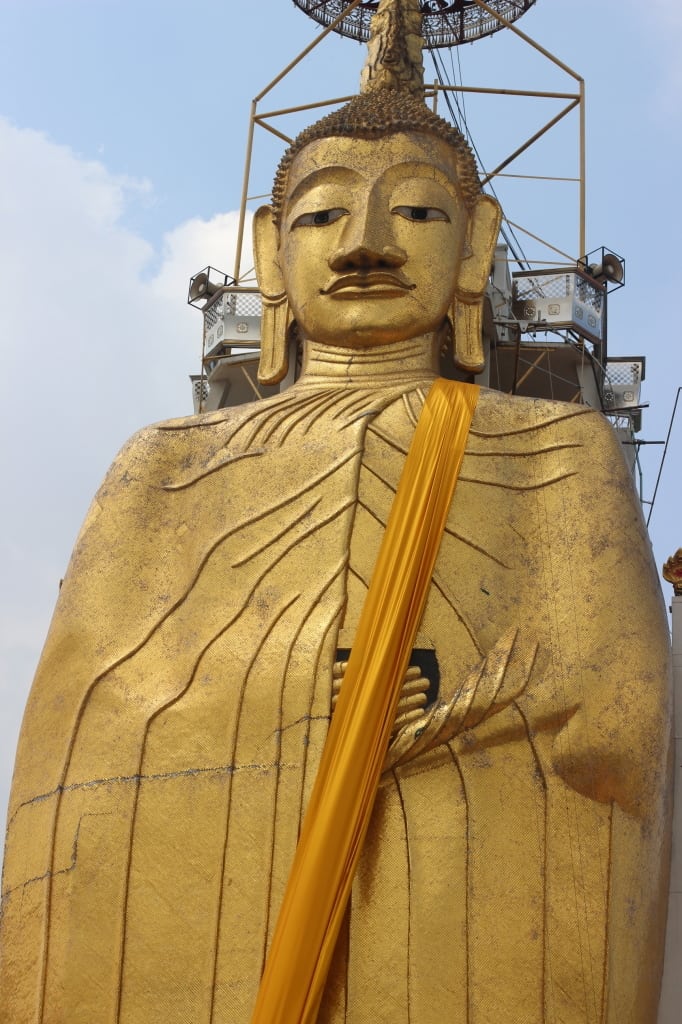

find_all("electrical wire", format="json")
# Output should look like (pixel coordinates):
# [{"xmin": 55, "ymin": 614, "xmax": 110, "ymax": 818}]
[
  {"xmin": 426, "ymin": 45, "xmax": 532, "ymax": 272},
  {"xmin": 427, "ymin": 36, "xmax": 671, "ymax": 526},
  {"xmin": 453, "ymin": 38, "xmax": 466, "ymax": 127},
  {"xmin": 646, "ymin": 386, "xmax": 681, "ymax": 527}
]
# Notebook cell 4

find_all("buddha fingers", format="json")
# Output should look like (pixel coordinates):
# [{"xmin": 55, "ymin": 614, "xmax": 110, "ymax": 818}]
[{"xmin": 383, "ymin": 627, "xmax": 539, "ymax": 772}]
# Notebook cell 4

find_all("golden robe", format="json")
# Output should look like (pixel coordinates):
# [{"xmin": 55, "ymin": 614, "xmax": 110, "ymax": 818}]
[{"xmin": 0, "ymin": 382, "xmax": 672, "ymax": 1024}]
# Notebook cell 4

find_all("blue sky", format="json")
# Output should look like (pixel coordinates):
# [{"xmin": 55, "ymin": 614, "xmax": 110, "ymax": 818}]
[{"xmin": 1, "ymin": 0, "xmax": 681, "ymax": 839}]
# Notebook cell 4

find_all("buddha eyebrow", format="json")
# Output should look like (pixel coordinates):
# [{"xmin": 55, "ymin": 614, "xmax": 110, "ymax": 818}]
[
  {"xmin": 286, "ymin": 165, "xmax": 362, "ymax": 208},
  {"xmin": 285, "ymin": 160, "xmax": 461, "ymax": 217},
  {"xmin": 383, "ymin": 160, "xmax": 461, "ymax": 193}
]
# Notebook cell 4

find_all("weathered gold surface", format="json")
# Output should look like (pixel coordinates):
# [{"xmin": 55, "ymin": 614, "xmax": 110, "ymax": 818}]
[
  {"xmin": 360, "ymin": 0, "xmax": 425, "ymax": 97},
  {"xmin": 0, "ymin": 8, "xmax": 673, "ymax": 1021},
  {"xmin": 251, "ymin": 379, "xmax": 479, "ymax": 1024}
]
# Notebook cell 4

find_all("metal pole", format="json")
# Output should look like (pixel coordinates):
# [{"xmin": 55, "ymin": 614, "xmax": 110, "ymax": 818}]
[
  {"xmin": 513, "ymin": 349, "xmax": 547, "ymax": 391},
  {"xmin": 253, "ymin": 117, "xmax": 294, "ymax": 145},
  {"xmin": 504, "ymin": 218, "xmax": 577, "ymax": 263},
  {"xmin": 438, "ymin": 84, "xmax": 579, "ymax": 100},
  {"xmin": 647, "ymin": 386, "xmax": 682, "ymax": 527},
  {"xmin": 233, "ymin": 99, "xmax": 256, "ymax": 284},
  {"xmin": 234, "ymin": 0, "xmax": 364, "ymax": 281},
  {"xmin": 579, "ymin": 78, "xmax": 586, "ymax": 259},
  {"xmin": 494, "ymin": 173, "xmax": 580, "ymax": 183},
  {"xmin": 481, "ymin": 98, "xmax": 579, "ymax": 186},
  {"xmin": 474, "ymin": 0, "xmax": 587, "ymax": 260},
  {"xmin": 254, "ymin": 0, "xmax": 364, "ymax": 104},
  {"xmin": 472, "ymin": 0, "xmax": 583, "ymax": 83}
]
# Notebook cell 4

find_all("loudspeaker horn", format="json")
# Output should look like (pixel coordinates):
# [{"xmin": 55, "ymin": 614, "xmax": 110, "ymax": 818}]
[
  {"xmin": 588, "ymin": 253, "xmax": 624, "ymax": 285},
  {"xmin": 189, "ymin": 272, "xmax": 222, "ymax": 304}
]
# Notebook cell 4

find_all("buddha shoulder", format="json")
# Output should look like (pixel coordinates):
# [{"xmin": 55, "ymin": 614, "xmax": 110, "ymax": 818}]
[
  {"xmin": 466, "ymin": 388, "xmax": 635, "ymax": 505},
  {"xmin": 99, "ymin": 393, "xmax": 286, "ymax": 492},
  {"xmin": 473, "ymin": 387, "xmax": 622, "ymax": 451},
  {"xmin": 95, "ymin": 386, "xmax": 626, "ymax": 504}
]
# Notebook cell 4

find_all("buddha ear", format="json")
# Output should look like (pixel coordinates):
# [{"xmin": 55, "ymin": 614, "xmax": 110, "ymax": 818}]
[
  {"xmin": 450, "ymin": 194, "xmax": 502, "ymax": 374},
  {"xmin": 253, "ymin": 205, "xmax": 285, "ymax": 297},
  {"xmin": 457, "ymin": 194, "xmax": 502, "ymax": 299},
  {"xmin": 253, "ymin": 205, "xmax": 290, "ymax": 385}
]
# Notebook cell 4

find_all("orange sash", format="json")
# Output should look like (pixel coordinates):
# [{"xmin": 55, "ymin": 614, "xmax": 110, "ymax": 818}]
[{"xmin": 250, "ymin": 379, "xmax": 479, "ymax": 1024}]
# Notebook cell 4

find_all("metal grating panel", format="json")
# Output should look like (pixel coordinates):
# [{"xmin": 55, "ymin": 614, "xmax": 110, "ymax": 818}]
[
  {"xmin": 514, "ymin": 273, "xmax": 603, "ymax": 313},
  {"xmin": 204, "ymin": 296, "xmax": 226, "ymax": 330},
  {"xmin": 605, "ymin": 361, "xmax": 641, "ymax": 387},
  {"xmin": 234, "ymin": 292, "xmax": 262, "ymax": 317},
  {"xmin": 290, "ymin": 0, "xmax": 537, "ymax": 47},
  {"xmin": 602, "ymin": 358, "xmax": 644, "ymax": 411},
  {"xmin": 512, "ymin": 269, "xmax": 605, "ymax": 344}
]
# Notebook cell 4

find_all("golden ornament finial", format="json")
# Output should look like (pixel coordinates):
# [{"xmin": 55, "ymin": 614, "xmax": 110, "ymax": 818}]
[
  {"xmin": 663, "ymin": 549, "xmax": 682, "ymax": 596},
  {"xmin": 360, "ymin": 0, "xmax": 425, "ymax": 97}
]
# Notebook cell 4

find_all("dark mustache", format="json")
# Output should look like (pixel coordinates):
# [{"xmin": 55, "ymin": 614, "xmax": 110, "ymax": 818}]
[{"xmin": 320, "ymin": 271, "xmax": 415, "ymax": 295}]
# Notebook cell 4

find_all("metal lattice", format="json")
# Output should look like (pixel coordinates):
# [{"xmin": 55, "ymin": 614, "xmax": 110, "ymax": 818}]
[
  {"xmin": 514, "ymin": 273, "xmax": 603, "ymax": 316},
  {"xmin": 204, "ymin": 291, "xmax": 263, "ymax": 328},
  {"xmin": 291, "ymin": 1, "xmax": 537, "ymax": 47},
  {"xmin": 204, "ymin": 295, "xmax": 228, "ymax": 329},
  {"xmin": 605, "ymin": 360, "xmax": 641, "ymax": 388},
  {"xmin": 234, "ymin": 292, "xmax": 263, "ymax": 317}
]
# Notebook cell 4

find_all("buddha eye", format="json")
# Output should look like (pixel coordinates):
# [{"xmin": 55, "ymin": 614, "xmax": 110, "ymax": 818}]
[
  {"xmin": 291, "ymin": 208, "xmax": 348, "ymax": 228},
  {"xmin": 393, "ymin": 206, "xmax": 450, "ymax": 223}
]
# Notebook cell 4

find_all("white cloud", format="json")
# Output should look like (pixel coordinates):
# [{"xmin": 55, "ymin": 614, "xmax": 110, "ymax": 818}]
[
  {"xmin": 0, "ymin": 117, "xmax": 253, "ymax": 843},
  {"xmin": 150, "ymin": 211, "xmax": 254, "ymax": 303}
]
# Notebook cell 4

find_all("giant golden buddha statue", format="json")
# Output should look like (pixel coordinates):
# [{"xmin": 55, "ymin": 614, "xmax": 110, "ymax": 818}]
[{"xmin": 0, "ymin": 2, "xmax": 672, "ymax": 1022}]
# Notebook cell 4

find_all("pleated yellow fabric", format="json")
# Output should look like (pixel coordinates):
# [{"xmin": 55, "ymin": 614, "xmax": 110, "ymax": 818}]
[{"xmin": 250, "ymin": 379, "xmax": 479, "ymax": 1024}]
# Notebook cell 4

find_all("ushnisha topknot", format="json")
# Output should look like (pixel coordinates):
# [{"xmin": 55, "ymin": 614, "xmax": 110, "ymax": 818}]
[{"xmin": 270, "ymin": 0, "xmax": 482, "ymax": 224}]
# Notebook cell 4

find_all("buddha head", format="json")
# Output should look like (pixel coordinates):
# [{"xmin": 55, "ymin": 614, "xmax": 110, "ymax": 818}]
[{"xmin": 253, "ymin": 0, "xmax": 502, "ymax": 383}]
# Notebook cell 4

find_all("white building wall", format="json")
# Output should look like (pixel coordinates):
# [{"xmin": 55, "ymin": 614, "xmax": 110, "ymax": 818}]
[{"xmin": 658, "ymin": 593, "xmax": 682, "ymax": 1022}]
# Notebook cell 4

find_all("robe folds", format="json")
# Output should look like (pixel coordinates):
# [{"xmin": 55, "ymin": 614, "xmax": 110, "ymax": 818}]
[{"xmin": 0, "ymin": 380, "xmax": 672, "ymax": 1024}]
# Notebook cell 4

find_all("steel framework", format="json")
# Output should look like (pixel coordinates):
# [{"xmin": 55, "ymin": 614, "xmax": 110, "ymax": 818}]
[{"xmin": 232, "ymin": 0, "xmax": 585, "ymax": 284}]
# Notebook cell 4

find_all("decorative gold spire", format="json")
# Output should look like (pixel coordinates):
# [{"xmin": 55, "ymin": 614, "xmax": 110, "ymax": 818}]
[
  {"xmin": 663, "ymin": 549, "xmax": 682, "ymax": 596},
  {"xmin": 360, "ymin": 0, "xmax": 425, "ymax": 97}
]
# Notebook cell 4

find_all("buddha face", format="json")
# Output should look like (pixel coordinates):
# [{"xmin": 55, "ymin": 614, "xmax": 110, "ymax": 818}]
[{"xmin": 277, "ymin": 133, "xmax": 469, "ymax": 348}]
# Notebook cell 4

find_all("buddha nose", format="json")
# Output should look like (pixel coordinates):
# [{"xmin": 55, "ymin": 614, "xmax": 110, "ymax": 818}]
[
  {"xmin": 328, "ymin": 194, "xmax": 407, "ymax": 272},
  {"xmin": 328, "ymin": 242, "xmax": 407, "ymax": 272}
]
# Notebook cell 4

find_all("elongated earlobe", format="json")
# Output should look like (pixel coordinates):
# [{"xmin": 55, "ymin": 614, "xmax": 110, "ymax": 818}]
[
  {"xmin": 450, "ymin": 194, "xmax": 502, "ymax": 374},
  {"xmin": 259, "ymin": 294, "xmax": 292, "ymax": 385},
  {"xmin": 451, "ymin": 299, "xmax": 485, "ymax": 374},
  {"xmin": 253, "ymin": 205, "xmax": 291, "ymax": 384}
]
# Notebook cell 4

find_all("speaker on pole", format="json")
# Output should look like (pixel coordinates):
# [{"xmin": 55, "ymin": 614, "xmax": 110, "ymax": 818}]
[{"xmin": 589, "ymin": 253, "xmax": 624, "ymax": 285}]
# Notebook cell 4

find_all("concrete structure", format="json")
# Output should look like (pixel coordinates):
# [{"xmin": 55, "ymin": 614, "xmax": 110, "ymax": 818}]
[{"xmin": 659, "ymin": 588, "xmax": 681, "ymax": 1022}]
